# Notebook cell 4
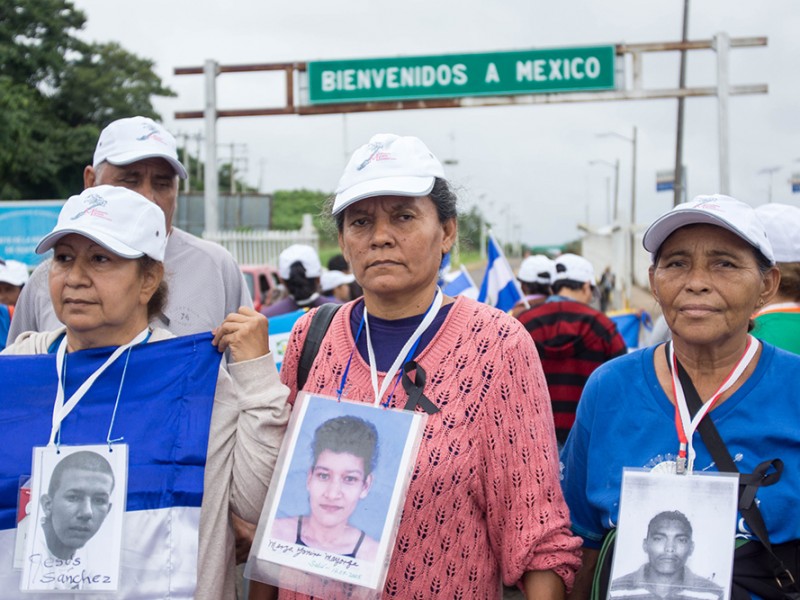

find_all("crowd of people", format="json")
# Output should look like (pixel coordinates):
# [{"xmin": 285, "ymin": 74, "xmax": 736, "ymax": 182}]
[{"xmin": 1, "ymin": 115, "xmax": 798, "ymax": 600}]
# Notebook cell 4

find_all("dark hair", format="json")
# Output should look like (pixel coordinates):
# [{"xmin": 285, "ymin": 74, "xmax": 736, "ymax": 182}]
[
  {"xmin": 552, "ymin": 279, "xmax": 586, "ymax": 294},
  {"xmin": 776, "ymin": 262, "xmax": 800, "ymax": 301},
  {"xmin": 328, "ymin": 177, "xmax": 458, "ymax": 233},
  {"xmin": 327, "ymin": 254, "xmax": 349, "ymax": 272},
  {"xmin": 49, "ymin": 451, "xmax": 115, "ymax": 497},
  {"xmin": 311, "ymin": 416, "xmax": 379, "ymax": 477},
  {"xmin": 647, "ymin": 510, "xmax": 692, "ymax": 538},
  {"xmin": 284, "ymin": 261, "xmax": 319, "ymax": 302},
  {"xmin": 520, "ymin": 281, "xmax": 551, "ymax": 296},
  {"xmin": 137, "ymin": 256, "xmax": 168, "ymax": 319}
]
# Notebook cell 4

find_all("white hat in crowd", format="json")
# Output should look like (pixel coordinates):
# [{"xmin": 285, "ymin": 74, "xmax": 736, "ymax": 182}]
[
  {"xmin": 333, "ymin": 133, "xmax": 445, "ymax": 215},
  {"xmin": 754, "ymin": 203, "xmax": 800, "ymax": 263},
  {"xmin": 553, "ymin": 253, "xmax": 596, "ymax": 285},
  {"xmin": 36, "ymin": 185, "xmax": 168, "ymax": 262},
  {"xmin": 518, "ymin": 255, "xmax": 555, "ymax": 285},
  {"xmin": 643, "ymin": 194, "xmax": 775, "ymax": 265},
  {"xmin": 93, "ymin": 116, "xmax": 188, "ymax": 180},
  {"xmin": 320, "ymin": 270, "xmax": 356, "ymax": 293},
  {"xmin": 278, "ymin": 244, "xmax": 322, "ymax": 280},
  {"xmin": 0, "ymin": 259, "xmax": 29, "ymax": 286}
]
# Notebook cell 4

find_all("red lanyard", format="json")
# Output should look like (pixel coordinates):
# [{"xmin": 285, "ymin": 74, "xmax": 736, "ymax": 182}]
[{"xmin": 669, "ymin": 336, "xmax": 759, "ymax": 474}]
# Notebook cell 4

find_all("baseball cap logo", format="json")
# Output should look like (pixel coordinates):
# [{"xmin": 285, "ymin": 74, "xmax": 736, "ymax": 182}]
[
  {"xmin": 72, "ymin": 193, "xmax": 111, "ymax": 221},
  {"xmin": 356, "ymin": 141, "xmax": 395, "ymax": 171},
  {"xmin": 136, "ymin": 122, "xmax": 168, "ymax": 146}
]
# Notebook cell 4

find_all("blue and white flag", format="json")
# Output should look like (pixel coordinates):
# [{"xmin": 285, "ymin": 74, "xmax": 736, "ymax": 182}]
[
  {"xmin": 478, "ymin": 234, "xmax": 523, "ymax": 312},
  {"xmin": 267, "ymin": 308, "xmax": 308, "ymax": 370},
  {"xmin": 0, "ymin": 333, "xmax": 223, "ymax": 599},
  {"xmin": 442, "ymin": 264, "xmax": 479, "ymax": 299}
]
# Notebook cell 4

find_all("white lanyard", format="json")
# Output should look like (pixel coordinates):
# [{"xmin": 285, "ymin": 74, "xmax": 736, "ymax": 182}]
[
  {"xmin": 364, "ymin": 288, "xmax": 443, "ymax": 407},
  {"xmin": 669, "ymin": 335, "xmax": 759, "ymax": 474},
  {"xmin": 49, "ymin": 328, "xmax": 150, "ymax": 446}
]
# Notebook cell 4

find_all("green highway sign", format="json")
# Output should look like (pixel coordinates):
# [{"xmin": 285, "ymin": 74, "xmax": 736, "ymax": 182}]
[{"xmin": 308, "ymin": 45, "xmax": 616, "ymax": 104}]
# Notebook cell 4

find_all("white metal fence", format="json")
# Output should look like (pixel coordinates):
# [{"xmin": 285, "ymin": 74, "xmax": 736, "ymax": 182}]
[{"xmin": 202, "ymin": 214, "xmax": 319, "ymax": 266}]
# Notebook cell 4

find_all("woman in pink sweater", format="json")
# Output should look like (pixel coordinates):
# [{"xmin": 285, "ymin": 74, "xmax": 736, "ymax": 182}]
[{"xmin": 274, "ymin": 133, "xmax": 581, "ymax": 599}]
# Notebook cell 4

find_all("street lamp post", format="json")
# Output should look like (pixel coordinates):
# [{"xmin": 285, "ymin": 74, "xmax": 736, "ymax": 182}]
[
  {"xmin": 758, "ymin": 166, "xmax": 781, "ymax": 203},
  {"xmin": 597, "ymin": 127, "xmax": 638, "ymax": 290},
  {"xmin": 589, "ymin": 159, "xmax": 620, "ymax": 223}
]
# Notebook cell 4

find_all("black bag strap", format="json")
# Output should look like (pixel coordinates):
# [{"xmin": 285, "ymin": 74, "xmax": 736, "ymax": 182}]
[
  {"xmin": 297, "ymin": 303, "xmax": 342, "ymax": 390},
  {"xmin": 673, "ymin": 353, "xmax": 799, "ymax": 595}
]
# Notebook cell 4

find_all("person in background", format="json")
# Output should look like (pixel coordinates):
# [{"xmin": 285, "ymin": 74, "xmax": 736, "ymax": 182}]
[
  {"xmin": 0, "ymin": 259, "xmax": 29, "ymax": 306},
  {"xmin": 3, "ymin": 185, "xmax": 290, "ymax": 599},
  {"xmin": 598, "ymin": 266, "xmax": 615, "ymax": 312},
  {"xmin": 320, "ymin": 269, "xmax": 355, "ymax": 303},
  {"xmin": 273, "ymin": 133, "xmax": 581, "ymax": 599},
  {"xmin": 328, "ymin": 252, "xmax": 362, "ymax": 299},
  {"xmin": 751, "ymin": 203, "xmax": 800, "ymax": 354},
  {"xmin": 511, "ymin": 254, "xmax": 554, "ymax": 318},
  {"xmin": 260, "ymin": 245, "xmax": 337, "ymax": 317},
  {"xmin": 516, "ymin": 253, "xmax": 627, "ymax": 446},
  {"xmin": 8, "ymin": 116, "xmax": 251, "ymax": 342},
  {"xmin": 561, "ymin": 195, "xmax": 799, "ymax": 600}
]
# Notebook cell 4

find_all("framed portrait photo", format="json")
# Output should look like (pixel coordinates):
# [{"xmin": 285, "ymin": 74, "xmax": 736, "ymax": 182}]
[
  {"xmin": 608, "ymin": 468, "xmax": 739, "ymax": 600},
  {"xmin": 247, "ymin": 393, "xmax": 426, "ymax": 597},
  {"xmin": 20, "ymin": 444, "xmax": 127, "ymax": 593}
]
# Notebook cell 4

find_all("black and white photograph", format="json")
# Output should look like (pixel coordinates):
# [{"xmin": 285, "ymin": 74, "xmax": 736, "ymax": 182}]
[
  {"xmin": 21, "ymin": 445, "xmax": 127, "ymax": 592},
  {"xmin": 608, "ymin": 469, "xmax": 739, "ymax": 600},
  {"xmin": 251, "ymin": 393, "xmax": 425, "ymax": 593}
]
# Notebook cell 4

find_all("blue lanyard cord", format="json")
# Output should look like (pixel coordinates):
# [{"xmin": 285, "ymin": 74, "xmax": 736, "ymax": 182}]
[
  {"xmin": 106, "ymin": 345, "xmax": 134, "ymax": 450},
  {"xmin": 336, "ymin": 315, "xmax": 366, "ymax": 401}
]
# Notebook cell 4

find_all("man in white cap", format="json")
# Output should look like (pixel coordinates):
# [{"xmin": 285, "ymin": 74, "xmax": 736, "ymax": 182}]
[
  {"xmin": 9, "ymin": 116, "xmax": 251, "ymax": 342},
  {"xmin": 517, "ymin": 253, "xmax": 627, "ymax": 446},
  {"xmin": 511, "ymin": 254, "xmax": 554, "ymax": 318}
]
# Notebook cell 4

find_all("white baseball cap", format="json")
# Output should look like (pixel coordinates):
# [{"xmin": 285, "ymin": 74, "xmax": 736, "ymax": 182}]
[
  {"xmin": 320, "ymin": 269, "xmax": 356, "ymax": 293},
  {"xmin": 333, "ymin": 133, "xmax": 445, "ymax": 215},
  {"xmin": 0, "ymin": 260, "xmax": 29, "ymax": 286},
  {"xmin": 278, "ymin": 244, "xmax": 322, "ymax": 280},
  {"xmin": 518, "ymin": 255, "xmax": 555, "ymax": 285},
  {"xmin": 93, "ymin": 116, "xmax": 188, "ymax": 179},
  {"xmin": 553, "ymin": 253, "xmax": 596, "ymax": 285},
  {"xmin": 643, "ymin": 194, "xmax": 775, "ymax": 264},
  {"xmin": 755, "ymin": 203, "xmax": 800, "ymax": 263},
  {"xmin": 36, "ymin": 185, "xmax": 167, "ymax": 261}
]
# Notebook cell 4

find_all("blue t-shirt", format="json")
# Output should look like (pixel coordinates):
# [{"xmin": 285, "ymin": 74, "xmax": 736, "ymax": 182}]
[
  {"xmin": 0, "ymin": 305, "xmax": 10, "ymax": 352},
  {"xmin": 560, "ymin": 342, "xmax": 800, "ymax": 548}
]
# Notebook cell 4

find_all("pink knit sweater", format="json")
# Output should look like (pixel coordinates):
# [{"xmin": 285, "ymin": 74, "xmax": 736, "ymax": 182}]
[{"xmin": 278, "ymin": 296, "xmax": 581, "ymax": 599}]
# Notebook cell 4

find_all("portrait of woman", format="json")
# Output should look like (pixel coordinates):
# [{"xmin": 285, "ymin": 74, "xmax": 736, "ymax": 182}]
[{"xmin": 270, "ymin": 415, "xmax": 380, "ymax": 562}]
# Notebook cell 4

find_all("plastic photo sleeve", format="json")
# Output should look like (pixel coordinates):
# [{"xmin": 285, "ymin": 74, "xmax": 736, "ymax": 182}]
[
  {"xmin": 607, "ymin": 468, "xmax": 739, "ymax": 600},
  {"xmin": 246, "ymin": 393, "xmax": 426, "ymax": 599},
  {"xmin": 20, "ymin": 444, "xmax": 128, "ymax": 593}
]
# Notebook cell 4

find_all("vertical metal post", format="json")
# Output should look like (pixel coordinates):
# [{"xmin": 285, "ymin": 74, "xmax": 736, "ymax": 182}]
[
  {"xmin": 613, "ymin": 158, "xmax": 620, "ymax": 222},
  {"xmin": 230, "ymin": 142, "xmax": 236, "ymax": 194},
  {"xmin": 204, "ymin": 59, "xmax": 219, "ymax": 234},
  {"xmin": 673, "ymin": 0, "xmax": 690, "ymax": 207},
  {"xmin": 630, "ymin": 126, "xmax": 638, "ymax": 288},
  {"xmin": 715, "ymin": 32, "xmax": 731, "ymax": 195}
]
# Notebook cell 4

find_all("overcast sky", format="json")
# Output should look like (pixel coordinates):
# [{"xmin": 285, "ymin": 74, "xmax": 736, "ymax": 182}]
[{"xmin": 72, "ymin": 0, "xmax": 799, "ymax": 246}]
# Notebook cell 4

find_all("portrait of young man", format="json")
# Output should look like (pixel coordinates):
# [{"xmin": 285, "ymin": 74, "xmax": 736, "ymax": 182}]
[
  {"xmin": 609, "ymin": 510, "xmax": 724, "ymax": 600},
  {"xmin": 24, "ymin": 449, "xmax": 121, "ymax": 591}
]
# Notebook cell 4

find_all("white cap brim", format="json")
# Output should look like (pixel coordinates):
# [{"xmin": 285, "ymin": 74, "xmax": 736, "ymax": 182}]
[
  {"xmin": 105, "ymin": 151, "xmax": 188, "ymax": 180},
  {"xmin": 643, "ymin": 208, "xmax": 771, "ymax": 262},
  {"xmin": 36, "ymin": 229, "xmax": 145, "ymax": 259},
  {"xmin": 333, "ymin": 175, "xmax": 435, "ymax": 215}
]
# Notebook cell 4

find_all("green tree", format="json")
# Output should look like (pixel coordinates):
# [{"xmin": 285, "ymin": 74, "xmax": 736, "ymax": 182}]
[
  {"xmin": 271, "ymin": 189, "xmax": 335, "ymax": 243},
  {"xmin": 0, "ymin": 0, "xmax": 174, "ymax": 199}
]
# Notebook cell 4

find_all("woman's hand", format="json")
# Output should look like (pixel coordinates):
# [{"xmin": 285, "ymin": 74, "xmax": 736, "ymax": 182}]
[{"xmin": 212, "ymin": 307, "xmax": 270, "ymax": 363}]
